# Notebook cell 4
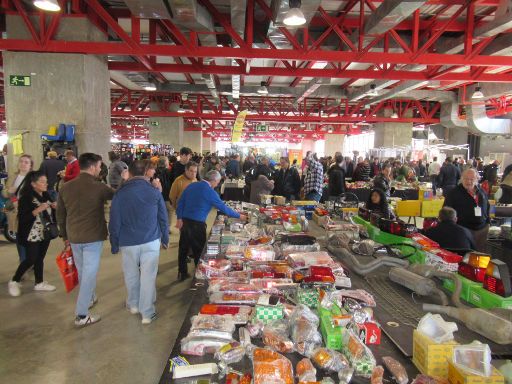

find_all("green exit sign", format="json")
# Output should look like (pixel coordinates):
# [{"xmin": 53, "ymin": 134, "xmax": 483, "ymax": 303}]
[
  {"xmin": 256, "ymin": 124, "xmax": 268, "ymax": 132},
  {"xmin": 9, "ymin": 75, "xmax": 31, "ymax": 86},
  {"xmin": 149, "ymin": 121, "xmax": 159, "ymax": 126}
]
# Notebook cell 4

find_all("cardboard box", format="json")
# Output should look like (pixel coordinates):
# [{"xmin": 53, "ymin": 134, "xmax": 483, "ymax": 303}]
[
  {"xmin": 448, "ymin": 360, "xmax": 504, "ymax": 384},
  {"xmin": 355, "ymin": 322, "xmax": 381, "ymax": 345},
  {"xmin": 419, "ymin": 189, "xmax": 434, "ymax": 201},
  {"xmin": 413, "ymin": 330, "xmax": 458, "ymax": 378},
  {"xmin": 273, "ymin": 195, "xmax": 286, "ymax": 206}
]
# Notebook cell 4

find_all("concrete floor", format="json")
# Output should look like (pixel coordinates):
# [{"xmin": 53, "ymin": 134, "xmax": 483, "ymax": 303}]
[{"xmin": 0, "ymin": 227, "xmax": 195, "ymax": 384}]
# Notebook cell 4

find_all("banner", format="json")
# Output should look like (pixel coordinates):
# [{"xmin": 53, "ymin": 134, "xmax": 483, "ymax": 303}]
[
  {"xmin": 288, "ymin": 149, "xmax": 303, "ymax": 166},
  {"xmin": 231, "ymin": 110, "xmax": 248, "ymax": 143}
]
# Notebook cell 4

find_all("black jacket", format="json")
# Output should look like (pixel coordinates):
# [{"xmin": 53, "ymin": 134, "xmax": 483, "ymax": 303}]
[
  {"xmin": 438, "ymin": 163, "xmax": 461, "ymax": 188},
  {"xmin": 424, "ymin": 221, "xmax": 475, "ymax": 251},
  {"xmin": 155, "ymin": 167, "xmax": 173, "ymax": 202},
  {"xmin": 327, "ymin": 164, "xmax": 346, "ymax": 197},
  {"xmin": 17, "ymin": 191, "xmax": 55, "ymax": 246},
  {"xmin": 444, "ymin": 184, "xmax": 490, "ymax": 231},
  {"xmin": 373, "ymin": 174, "xmax": 391, "ymax": 196},
  {"xmin": 39, "ymin": 158, "xmax": 66, "ymax": 190},
  {"xmin": 274, "ymin": 166, "xmax": 301, "ymax": 199}
]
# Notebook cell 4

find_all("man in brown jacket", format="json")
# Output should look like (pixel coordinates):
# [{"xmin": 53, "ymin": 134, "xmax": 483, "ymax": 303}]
[
  {"xmin": 57, "ymin": 153, "xmax": 120, "ymax": 327},
  {"xmin": 169, "ymin": 161, "xmax": 198, "ymax": 209}
]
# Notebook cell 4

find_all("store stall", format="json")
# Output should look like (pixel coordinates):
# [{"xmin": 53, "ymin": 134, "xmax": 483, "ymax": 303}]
[{"xmin": 158, "ymin": 200, "xmax": 512, "ymax": 384}]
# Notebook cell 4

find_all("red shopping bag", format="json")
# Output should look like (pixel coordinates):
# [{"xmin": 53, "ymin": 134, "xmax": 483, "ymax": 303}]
[{"xmin": 55, "ymin": 246, "xmax": 79, "ymax": 293}]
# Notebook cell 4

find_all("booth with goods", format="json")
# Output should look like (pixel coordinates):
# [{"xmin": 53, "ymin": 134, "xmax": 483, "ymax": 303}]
[{"xmin": 158, "ymin": 195, "xmax": 512, "ymax": 384}]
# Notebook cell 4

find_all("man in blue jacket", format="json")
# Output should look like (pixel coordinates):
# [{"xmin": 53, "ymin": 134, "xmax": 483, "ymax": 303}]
[
  {"xmin": 109, "ymin": 160, "xmax": 169, "ymax": 324},
  {"xmin": 176, "ymin": 170, "xmax": 247, "ymax": 280}
]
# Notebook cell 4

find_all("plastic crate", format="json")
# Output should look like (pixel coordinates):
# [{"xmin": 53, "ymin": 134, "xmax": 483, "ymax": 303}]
[
  {"xmin": 413, "ymin": 330, "xmax": 458, "ymax": 378},
  {"xmin": 442, "ymin": 274, "xmax": 482, "ymax": 302},
  {"xmin": 467, "ymin": 285, "xmax": 512, "ymax": 309},
  {"xmin": 318, "ymin": 307, "xmax": 343, "ymax": 350}
]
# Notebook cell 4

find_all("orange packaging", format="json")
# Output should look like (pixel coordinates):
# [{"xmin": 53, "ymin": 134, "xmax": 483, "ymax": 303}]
[{"xmin": 253, "ymin": 348, "xmax": 294, "ymax": 384}]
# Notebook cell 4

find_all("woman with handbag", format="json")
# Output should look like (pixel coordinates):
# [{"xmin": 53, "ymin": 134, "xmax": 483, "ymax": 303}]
[{"xmin": 8, "ymin": 171, "xmax": 58, "ymax": 297}]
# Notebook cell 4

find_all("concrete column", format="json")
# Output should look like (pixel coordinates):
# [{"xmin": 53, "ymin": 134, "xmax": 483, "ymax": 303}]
[
  {"xmin": 4, "ymin": 16, "xmax": 110, "ymax": 173},
  {"xmin": 324, "ymin": 134, "xmax": 345, "ymax": 156},
  {"xmin": 182, "ymin": 131, "xmax": 203, "ymax": 153},
  {"xmin": 302, "ymin": 139, "xmax": 315, "ymax": 156},
  {"xmin": 202, "ymin": 136, "xmax": 213, "ymax": 153},
  {"xmin": 148, "ymin": 116, "xmax": 183, "ymax": 152},
  {"xmin": 373, "ymin": 108, "xmax": 413, "ymax": 148}
]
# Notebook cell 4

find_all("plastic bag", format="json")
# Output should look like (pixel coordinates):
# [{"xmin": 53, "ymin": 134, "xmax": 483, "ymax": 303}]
[
  {"xmin": 245, "ymin": 244, "xmax": 276, "ymax": 261},
  {"xmin": 181, "ymin": 335, "xmax": 234, "ymax": 356},
  {"xmin": 215, "ymin": 341, "xmax": 246, "ymax": 365},
  {"xmin": 262, "ymin": 326, "xmax": 294, "ymax": 353},
  {"xmin": 296, "ymin": 358, "xmax": 317, "ymax": 382},
  {"xmin": 342, "ymin": 330, "xmax": 377, "ymax": 377},
  {"xmin": 209, "ymin": 292, "xmax": 260, "ymax": 305},
  {"xmin": 383, "ymin": 356, "xmax": 409, "ymax": 384},
  {"xmin": 289, "ymin": 305, "xmax": 322, "ymax": 356},
  {"xmin": 371, "ymin": 365, "xmax": 385, "ymax": 384},
  {"xmin": 195, "ymin": 259, "xmax": 231, "ymax": 280},
  {"xmin": 311, "ymin": 347, "xmax": 349, "ymax": 372},
  {"xmin": 55, "ymin": 246, "xmax": 79, "ymax": 293},
  {"xmin": 190, "ymin": 314, "xmax": 236, "ymax": 335},
  {"xmin": 252, "ymin": 348, "xmax": 294, "ymax": 384}
]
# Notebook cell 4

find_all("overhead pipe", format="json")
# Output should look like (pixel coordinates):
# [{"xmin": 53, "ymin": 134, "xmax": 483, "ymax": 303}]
[{"xmin": 363, "ymin": 0, "xmax": 427, "ymax": 35}]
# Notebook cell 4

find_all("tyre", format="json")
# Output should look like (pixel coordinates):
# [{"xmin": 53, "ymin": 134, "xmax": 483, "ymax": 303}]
[{"xmin": 4, "ymin": 226, "xmax": 17, "ymax": 243}]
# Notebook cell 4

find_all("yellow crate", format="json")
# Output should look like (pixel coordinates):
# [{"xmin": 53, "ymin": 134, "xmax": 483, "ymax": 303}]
[
  {"xmin": 421, "ymin": 199, "xmax": 445, "ymax": 218},
  {"xmin": 396, "ymin": 200, "xmax": 422, "ymax": 217},
  {"xmin": 448, "ymin": 360, "xmax": 504, "ymax": 384},
  {"xmin": 412, "ymin": 330, "xmax": 458, "ymax": 378},
  {"xmin": 291, "ymin": 200, "xmax": 318, "ymax": 206},
  {"xmin": 419, "ymin": 189, "xmax": 434, "ymax": 201}
]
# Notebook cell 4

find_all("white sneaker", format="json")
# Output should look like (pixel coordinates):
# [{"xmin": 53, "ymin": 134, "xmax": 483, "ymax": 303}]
[
  {"xmin": 74, "ymin": 314, "xmax": 101, "ymax": 327},
  {"xmin": 89, "ymin": 297, "xmax": 98, "ymax": 309},
  {"xmin": 127, "ymin": 306, "xmax": 139, "ymax": 315},
  {"xmin": 34, "ymin": 282, "xmax": 56, "ymax": 292},
  {"xmin": 8, "ymin": 281, "xmax": 21, "ymax": 297},
  {"xmin": 141, "ymin": 313, "xmax": 157, "ymax": 325}
]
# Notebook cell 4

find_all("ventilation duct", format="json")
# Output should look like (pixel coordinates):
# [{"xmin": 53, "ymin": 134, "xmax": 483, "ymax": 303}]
[
  {"xmin": 364, "ymin": 80, "xmax": 434, "ymax": 106},
  {"xmin": 296, "ymin": 78, "xmax": 330, "ymax": 103},
  {"xmin": 230, "ymin": 0, "xmax": 247, "ymax": 99},
  {"xmin": 349, "ymin": 80, "xmax": 400, "ymax": 102},
  {"xmin": 123, "ymin": 0, "xmax": 170, "ymax": 18},
  {"xmin": 364, "ymin": 0, "xmax": 427, "ymax": 35}
]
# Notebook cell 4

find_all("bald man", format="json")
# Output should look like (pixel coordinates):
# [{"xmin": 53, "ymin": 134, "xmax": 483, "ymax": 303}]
[{"xmin": 444, "ymin": 168, "xmax": 490, "ymax": 252}]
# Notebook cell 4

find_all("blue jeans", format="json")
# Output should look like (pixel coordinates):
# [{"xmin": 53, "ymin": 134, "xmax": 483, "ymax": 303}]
[
  {"xmin": 16, "ymin": 244, "xmax": 26, "ymax": 263},
  {"xmin": 71, "ymin": 241, "xmax": 103, "ymax": 317},
  {"xmin": 121, "ymin": 239, "xmax": 160, "ymax": 319},
  {"xmin": 305, "ymin": 191, "xmax": 322, "ymax": 202}
]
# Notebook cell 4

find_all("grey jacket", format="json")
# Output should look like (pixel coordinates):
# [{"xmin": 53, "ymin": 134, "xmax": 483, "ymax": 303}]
[{"xmin": 249, "ymin": 175, "xmax": 274, "ymax": 205}]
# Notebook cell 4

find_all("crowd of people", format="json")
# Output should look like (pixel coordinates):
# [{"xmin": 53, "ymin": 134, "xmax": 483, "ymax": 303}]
[{"xmin": 1, "ymin": 145, "xmax": 511, "ymax": 327}]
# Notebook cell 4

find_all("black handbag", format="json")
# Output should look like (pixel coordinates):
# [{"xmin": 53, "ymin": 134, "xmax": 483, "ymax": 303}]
[{"xmin": 40, "ymin": 211, "xmax": 59, "ymax": 240}]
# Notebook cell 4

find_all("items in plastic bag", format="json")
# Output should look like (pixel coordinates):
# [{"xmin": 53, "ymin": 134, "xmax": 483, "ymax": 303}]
[
  {"xmin": 225, "ymin": 244, "xmax": 246, "ymax": 259},
  {"xmin": 281, "ymin": 243, "xmax": 321, "ymax": 257},
  {"xmin": 411, "ymin": 374, "xmax": 450, "ymax": 384},
  {"xmin": 383, "ymin": 356, "xmax": 409, "ymax": 384},
  {"xmin": 180, "ymin": 335, "xmax": 234, "ymax": 356},
  {"xmin": 289, "ymin": 305, "xmax": 322, "ymax": 356},
  {"xmin": 250, "ymin": 278, "xmax": 295, "ymax": 291},
  {"xmin": 252, "ymin": 348, "xmax": 294, "ymax": 384},
  {"xmin": 195, "ymin": 259, "xmax": 231, "ymax": 279},
  {"xmin": 262, "ymin": 326, "xmax": 294, "ymax": 353},
  {"xmin": 297, "ymin": 358, "xmax": 317, "ymax": 382},
  {"xmin": 249, "ymin": 236, "xmax": 274, "ymax": 246},
  {"xmin": 245, "ymin": 244, "xmax": 276, "ymax": 261},
  {"xmin": 209, "ymin": 292, "xmax": 260, "ymax": 305},
  {"xmin": 371, "ymin": 366, "xmax": 385, "ymax": 384},
  {"xmin": 320, "ymin": 289, "xmax": 376, "ymax": 311},
  {"xmin": 338, "ymin": 367, "xmax": 355, "ymax": 384},
  {"xmin": 498, "ymin": 360, "xmax": 512, "ymax": 384},
  {"xmin": 215, "ymin": 341, "xmax": 246, "ymax": 365},
  {"xmin": 247, "ymin": 320, "xmax": 265, "ymax": 338},
  {"xmin": 417, "ymin": 313, "xmax": 458, "ymax": 343},
  {"xmin": 199, "ymin": 304, "xmax": 253, "ymax": 325},
  {"xmin": 342, "ymin": 329, "xmax": 377, "ymax": 377},
  {"xmin": 311, "ymin": 347, "xmax": 350, "ymax": 372},
  {"xmin": 453, "ymin": 342, "xmax": 492, "ymax": 377},
  {"xmin": 190, "ymin": 314, "xmax": 235, "ymax": 335},
  {"xmin": 288, "ymin": 251, "xmax": 333, "ymax": 268},
  {"xmin": 208, "ymin": 281, "xmax": 262, "ymax": 295}
]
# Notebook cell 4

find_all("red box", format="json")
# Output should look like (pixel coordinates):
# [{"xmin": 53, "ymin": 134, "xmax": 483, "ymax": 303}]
[{"xmin": 356, "ymin": 322, "xmax": 381, "ymax": 345}]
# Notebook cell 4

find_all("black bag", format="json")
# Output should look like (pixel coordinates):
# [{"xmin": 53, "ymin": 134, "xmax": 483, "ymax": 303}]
[{"xmin": 40, "ymin": 211, "xmax": 59, "ymax": 241}]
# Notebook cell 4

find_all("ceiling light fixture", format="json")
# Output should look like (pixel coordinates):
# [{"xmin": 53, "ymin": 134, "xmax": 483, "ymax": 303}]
[
  {"xmin": 144, "ymin": 83, "xmax": 157, "ymax": 91},
  {"xmin": 33, "ymin": 0, "xmax": 61, "ymax": 12},
  {"xmin": 284, "ymin": 0, "xmax": 306, "ymax": 26},
  {"xmin": 472, "ymin": 86, "xmax": 484, "ymax": 99},
  {"xmin": 257, "ymin": 81, "xmax": 268, "ymax": 95},
  {"xmin": 367, "ymin": 84, "xmax": 378, "ymax": 97},
  {"xmin": 390, "ymin": 112, "xmax": 399, "ymax": 119}
]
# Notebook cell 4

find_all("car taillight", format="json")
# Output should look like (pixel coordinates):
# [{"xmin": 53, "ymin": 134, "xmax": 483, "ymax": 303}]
[
  {"xmin": 467, "ymin": 252, "xmax": 491, "ymax": 269},
  {"xmin": 483, "ymin": 260, "xmax": 512, "ymax": 297},
  {"xmin": 458, "ymin": 262, "xmax": 487, "ymax": 282}
]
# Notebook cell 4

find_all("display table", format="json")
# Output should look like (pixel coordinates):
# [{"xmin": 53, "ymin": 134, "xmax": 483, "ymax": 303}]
[
  {"xmin": 223, "ymin": 187, "xmax": 245, "ymax": 202},
  {"xmin": 159, "ymin": 222, "xmax": 511, "ymax": 384}
]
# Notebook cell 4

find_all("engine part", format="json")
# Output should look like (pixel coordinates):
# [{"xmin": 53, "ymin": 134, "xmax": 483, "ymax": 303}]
[
  {"xmin": 389, "ymin": 268, "xmax": 449, "ymax": 305},
  {"xmin": 327, "ymin": 246, "xmax": 409, "ymax": 276},
  {"xmin": 423, "ymin": 304, "xmax": 512, "ymax": 345},
  {"xmin": 407, "ymin": 264, "xmax": 466, "ymax": 308}
]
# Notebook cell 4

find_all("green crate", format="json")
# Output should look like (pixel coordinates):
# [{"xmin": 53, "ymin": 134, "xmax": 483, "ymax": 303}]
[
  {"xmin": 442, "ymin": 274, "xmax": 482, "ymax": 302},
  {"xmin": 353, "ymin": 216, "xmax": 426, "ymax": 264},
  {"xmin": 318, "ymin": 307, "xmax": 344, "ymax": 350},
  {"xmin": 467, "ymin": 285, "xmax": 512, "ymax": 309}
]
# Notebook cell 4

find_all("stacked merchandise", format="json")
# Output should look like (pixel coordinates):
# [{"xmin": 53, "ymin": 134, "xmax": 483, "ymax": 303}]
[{"xmin": 169, "ymin": 207, "xmax": 406, "ymax": 383}]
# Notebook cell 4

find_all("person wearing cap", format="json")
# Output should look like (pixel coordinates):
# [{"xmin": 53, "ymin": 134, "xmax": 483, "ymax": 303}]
[{"xmin": 39, "ymin": 150, "xmax": 65, "ymax": 200}]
